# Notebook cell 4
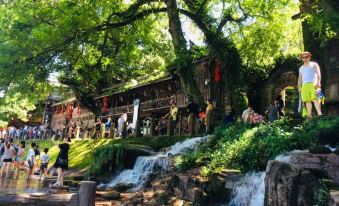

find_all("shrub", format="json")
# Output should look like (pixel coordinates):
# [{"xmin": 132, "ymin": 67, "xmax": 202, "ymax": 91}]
[{"xmin": 175, "ymin": 116, "xmax": 339, "ymax": 176}]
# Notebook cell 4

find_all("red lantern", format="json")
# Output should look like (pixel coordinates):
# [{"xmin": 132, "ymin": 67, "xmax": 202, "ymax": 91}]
[
  {"xmin": 77, "ymin": 102, "xmax": 81, "ymax": 115},
  {"xmin": 215, "ymin": 61, "xmax": 221, "ymax": 82}
]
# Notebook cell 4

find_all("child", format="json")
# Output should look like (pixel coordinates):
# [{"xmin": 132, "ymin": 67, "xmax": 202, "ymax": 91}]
[
  {"xmin": 26, "ymin": 143, "xmax": 36, "ymax": 180},
  {"xmin": 14, "ymin": 141, "xmax": 25, "ymax": 177},
  {"xmin": 40, "ymin": 148, "xmax": 50, "ymax": 180}
]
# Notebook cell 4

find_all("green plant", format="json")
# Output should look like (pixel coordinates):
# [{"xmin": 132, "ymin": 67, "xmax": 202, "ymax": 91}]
[
  {"xmin": 314, "ymin": 179, "xmax": 330, "ymax": 206},
  {"xmin": 175, "ymin": 116, "xmax": 339, "ymax": 176}
]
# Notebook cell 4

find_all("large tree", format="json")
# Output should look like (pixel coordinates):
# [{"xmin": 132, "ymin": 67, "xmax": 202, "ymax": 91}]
[
  {"xmin": 0, "ymin": 0, "xmax": 175, "ymax": 117},
  {"xmin": 0, "ymin": 0, "xmax": 303, "ymax": 122}
]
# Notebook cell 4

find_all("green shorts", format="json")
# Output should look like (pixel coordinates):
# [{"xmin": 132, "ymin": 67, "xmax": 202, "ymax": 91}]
[{"xmin": 301, "ymin": 83, "xmax": 316, "ymax": 102}]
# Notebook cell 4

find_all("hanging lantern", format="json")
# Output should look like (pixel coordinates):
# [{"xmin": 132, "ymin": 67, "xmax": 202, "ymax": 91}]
[
  {"xmin": 77, "ymin": 102, "xmax": 81, "ymax": 115},
  {"xmin": 215, "ymin": 61, "xmax": 221, "ymax": 82}
]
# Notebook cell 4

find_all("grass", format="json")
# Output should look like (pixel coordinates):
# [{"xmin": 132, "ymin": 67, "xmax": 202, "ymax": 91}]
[
  {"xmin": 174, "ymin": 116, "xmax": 339, "ymax": 176},
  {"xmin": 20, "ymin": 135, "xmax": 189, "ymax": 171}
]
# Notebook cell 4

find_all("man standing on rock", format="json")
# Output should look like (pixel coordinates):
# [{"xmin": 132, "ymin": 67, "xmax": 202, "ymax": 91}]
[{"xmin": 298, "ymin": 51, "xmax": 323, "ymax": 118}]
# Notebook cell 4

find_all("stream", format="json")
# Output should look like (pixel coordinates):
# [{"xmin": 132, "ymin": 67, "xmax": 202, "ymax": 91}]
[{"xmin": 0, "ymin": 170, "xmax": 47, "ymax": 194}]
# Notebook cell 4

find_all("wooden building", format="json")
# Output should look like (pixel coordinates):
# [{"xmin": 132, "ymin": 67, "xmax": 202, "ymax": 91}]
[{"xmin": 50, "ymin": 59, "xmax": 231, "ymax": 135}]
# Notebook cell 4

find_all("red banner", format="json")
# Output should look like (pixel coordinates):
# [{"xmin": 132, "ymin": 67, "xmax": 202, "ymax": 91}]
[
  {"xmin": 103, "ymin": 96, "xmax": 107, "ymax": 113},
  {"xmin": 77, "ymin": 102, "xmax": 81, "ymax": 115},
  {"xmin": 67, "ymin": 103, "xmax": 73, "ymax": 120}
]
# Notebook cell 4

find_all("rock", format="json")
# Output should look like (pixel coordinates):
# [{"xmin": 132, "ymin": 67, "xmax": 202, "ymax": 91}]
[
  {"xmin": 88, "ymin": 176, "xmax": 98, "ymax": 182},
  {"xmin": 48, "ymin": 185, "xmax": 70, "ymax": 194},
  {"xmin": 206, "ymin": 175, "xmax": 228, "ymax": 202},
  {"xmin": 98, "ymin": 190, "xmax": 121, "ymax": 200},
  {"xmin": 155, "ymin": 190, "xmax": 169, "ymax": 205},
  {"xmin": 284, "ymin": 152, "xmax": 339, "ymax": 184},
  {"xmin": 309, "ymin": 145, "xmax": 332, "ymax": 154},
  {"xmin": 185, "ymin": 187, "xmax": 206, "ymax": 205},
  {"xmin": 328, "ymin": 190, "xmax": 339, "ymax": 206},
  {"xmin": 73, "ymin": 175, "xmax": 85, "ymax": 181},
  {"xmin": 111, "ymin": 183, "xmax": 133, "ymax": 192},
  {"xmin": 173, "ymin": 199, "xmax": 184, "ymax": 206},
  {"xmin": 265, "ymin": 161, "xmax": 320, "ymax": 206}
]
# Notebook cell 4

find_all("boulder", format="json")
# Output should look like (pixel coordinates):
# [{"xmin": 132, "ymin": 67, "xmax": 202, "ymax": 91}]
[
  {"xmin": 328, "ymin": 190, "xmax": 339, "ymax": 206},
  {"xmin": 284, "ymin": 152, "xmax": 339, "ymax": 184},
  {"xmin": 265, "ymin": 161, "xmax": 320, "ymax": 206},
  {"xmin": 110, "ymin": 183, "xmax": 133, "ymax": 192},
  {"xmin": 98, "ymin": 190, "xmax": 121, "ymax": 200}
]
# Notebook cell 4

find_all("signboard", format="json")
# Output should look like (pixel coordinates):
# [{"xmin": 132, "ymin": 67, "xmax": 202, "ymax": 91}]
[{"xmin": 132, "ymin": 99, "xmax": 140, "ymax": 129}]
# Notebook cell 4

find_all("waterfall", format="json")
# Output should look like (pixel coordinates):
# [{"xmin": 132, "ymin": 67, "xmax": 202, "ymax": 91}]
[
  {"xmin": 228, "ymin": 172, "xmax": 266, "ymax": 206},
  {"xmin": 101, "ymin": 136, "xmax": 207, "ymax": 190},
  {"xmin": 228, "ymin": 150, "xmax": 307, "ymax": 206}
]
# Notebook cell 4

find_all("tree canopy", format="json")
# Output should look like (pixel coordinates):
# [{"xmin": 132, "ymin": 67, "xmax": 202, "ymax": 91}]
[{"xmin": 0, "ymin": 0, "xmax": 308, "ymax": 124}]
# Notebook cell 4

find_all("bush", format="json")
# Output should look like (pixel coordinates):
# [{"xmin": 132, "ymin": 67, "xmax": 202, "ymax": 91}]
[{"xmin": 175, "ymin": 116, "xmax": 339, "ymax": 176}]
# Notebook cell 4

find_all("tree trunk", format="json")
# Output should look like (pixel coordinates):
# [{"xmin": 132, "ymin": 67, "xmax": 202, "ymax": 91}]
[
  {"xmin": 180, "ymin": 7, "xmax": 247, "ymax": 113},
  {"xmin": 164, "ymin": 0, "xmax": 203, "ymax": 105}
]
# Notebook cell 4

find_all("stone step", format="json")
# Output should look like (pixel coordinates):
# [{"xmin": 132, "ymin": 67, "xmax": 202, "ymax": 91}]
[{"xmin": 49, "ymin": 185, "xmax": 70, "ymax": 194}]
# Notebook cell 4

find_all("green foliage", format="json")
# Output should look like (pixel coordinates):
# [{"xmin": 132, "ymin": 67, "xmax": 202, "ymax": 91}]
[
  {"xmin": 89, "ymin": 143, "xmax": 150, "ymax": 177},
  {"xmin": 302, "ymin": 0, "xmax": 339, "ymax": 45},
  {"xmin": 175, "ymin": 116, "xmax": 339, "ymax": 176},
  {"xmin": 21, "ymin": 135, "xmax": 188, "ymax": 177},
  {"xmin": 315, "ymin": 179, "xmax": 331, "ymax": 206},
  {"xmin": 0, "ymin": 0, "xmax": 173, "ymax": 117},
  {"xmin": 225, "ymin": 0, "xmax": 303, "ymax": 70}
]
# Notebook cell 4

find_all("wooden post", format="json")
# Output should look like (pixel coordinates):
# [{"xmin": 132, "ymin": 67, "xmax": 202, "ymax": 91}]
[
  {"xmin": 167, "ymin": 119, "xmax": 174, "ymax": 136},
  {"xmin": 188, "ymin": 114, "xmax": 196, "ymax": 136},
  {"xmin": 150, "ymin": 118, "xmax": 155, "ymax": 137},
  {"xmin": 79, "ymin": 181, "xmax": 96, "ymax": 206},
  {"xmin": 110, "ymin": 122, "xmax": 115, "ymax": 138}
]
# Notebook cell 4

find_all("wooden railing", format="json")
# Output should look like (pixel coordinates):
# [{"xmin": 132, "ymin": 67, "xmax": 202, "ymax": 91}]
[{"xmin": 107, "ymin": 96, "xmax": 175, "ymax": 116}]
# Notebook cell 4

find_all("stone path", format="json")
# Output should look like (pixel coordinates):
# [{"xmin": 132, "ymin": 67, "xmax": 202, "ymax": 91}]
[{"xmin": 0, "ymin": 170, "xmax": 79, "ymax": 205}]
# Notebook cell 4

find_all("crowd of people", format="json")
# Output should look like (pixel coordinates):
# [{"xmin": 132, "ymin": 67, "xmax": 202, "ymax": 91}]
[
  {"xmin": 0, "ymin": 136, "xmax": 70, "ymax": 187},
  {"xmin": 0, "ymin": 125, "xmax": 52, "ymax": 140}
]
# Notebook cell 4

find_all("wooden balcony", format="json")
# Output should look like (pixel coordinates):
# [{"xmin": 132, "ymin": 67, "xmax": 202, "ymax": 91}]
[{"xmin": 107, "ymin": 96, "xmax": 176, "ymax": 117}]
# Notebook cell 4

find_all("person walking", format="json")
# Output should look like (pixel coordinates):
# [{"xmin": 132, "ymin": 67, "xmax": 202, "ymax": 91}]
[
  {"xmin": 51, "ymin": 136, "xmax": 70, "ymax": 187},
  {"xmin": 26, "ymin": 143, "xmax": 36, "ymax": 180},
  {"xmin": 265, "ymin": 101, "xmax": 280, "ymax": 123},
  {"xmin": 40, "ymin": 148, "xmax": 50, "ymax": 180},
  {"xmin": 14, "ymin": 141, "xmax": 25, "ymax": 177},
  {"xmin": 204, "ymin": 99, "xmax": 214, "ymax": 134},
  {"xmin": 0, "ymin": 140, "xmax": 16, "ymax": 178},
  {"xmin": 298, "ymin": 51, "xmax": 323, "ymax": 118}
]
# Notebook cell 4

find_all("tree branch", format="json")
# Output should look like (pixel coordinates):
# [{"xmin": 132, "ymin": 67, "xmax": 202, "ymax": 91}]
[{"xmin": 217, "ymin": 0, "xmax": 249, "ymax": 32}]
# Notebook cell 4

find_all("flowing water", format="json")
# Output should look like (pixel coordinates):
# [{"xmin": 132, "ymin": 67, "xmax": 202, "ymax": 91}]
[
  {"xmin": 228, "ymin": 172, "xmax": 266, "ymax": 206},
  {"xmin": 101, "ymin": 136, "xmax": 207, "ymax": 190},
  {"xmin": 0, "ymin": 170, "xmax": 47, "ymax": 194},
  {"xmin": 228, "ymin": 150, "xmax": 307, "ymax": 206}
]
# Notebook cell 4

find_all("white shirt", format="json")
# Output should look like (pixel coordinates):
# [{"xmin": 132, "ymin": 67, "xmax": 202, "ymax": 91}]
[
  {"xmin": 26, "ymin": 148, "xmax": 36, "ymax": 163},
  {"xmin": 300, "ymin": 62, "xmax": 318, "ymax": 84},
  {"xmin": 40, "ymin": 153, "xmax": 50, "ymax": 164}
]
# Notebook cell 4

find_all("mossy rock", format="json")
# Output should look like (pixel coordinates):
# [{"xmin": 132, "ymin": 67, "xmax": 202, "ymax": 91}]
[
  {"xmin": 309, "ymin": 145, "xmax": 332, "ymax": 154},
  {"xmin": 155, "ymin": 190, "xmax": 169, "ymax": 204}
]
